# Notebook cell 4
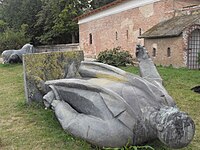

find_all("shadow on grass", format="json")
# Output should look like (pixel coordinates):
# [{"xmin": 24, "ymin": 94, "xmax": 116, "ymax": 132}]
[
  {"xmin": 16, "ymin": 101, "xmax": 94, "ymax": 149},
  {"xmin": 0, "ymin": 63, "xmax": 22, "ymax": 67}
]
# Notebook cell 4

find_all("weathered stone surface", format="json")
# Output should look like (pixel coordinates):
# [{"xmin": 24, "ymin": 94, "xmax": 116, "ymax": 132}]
[
  {"xmin": 23, "ymin": 50, "xmax": 84, "ymax": 103},
  {"xmin": 2, "ymin": 44, "xmax": 35, "ymax": 64},
  {"xmin": 42, "ymin": 46, "xmax": 195, "ymax": 149},
  {"xmin": 35, "ymin": 43, "xmax": 80, "ymax": 53}
]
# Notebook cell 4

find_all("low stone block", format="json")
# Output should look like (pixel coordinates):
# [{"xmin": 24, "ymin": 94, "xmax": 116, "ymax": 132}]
[{"xmin": 23, "ymin": 50, "xmax": 84, "ymax": 103}]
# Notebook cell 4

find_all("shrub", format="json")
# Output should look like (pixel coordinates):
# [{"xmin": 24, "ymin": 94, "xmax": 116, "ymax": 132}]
[
  {"xmin": 198, "ymin": 52, "xmax": 200, "ymax": 64},
  {"xmin": 0, "ymin": 20, "xmax": 8, "ymax": 32},
  {"xmin": 0, "ymin": 24, "xmax": 30, "ymax": 54},
  {"xmin": 97, "ymin": 47, "xmax": 133, "ymax": 67}
]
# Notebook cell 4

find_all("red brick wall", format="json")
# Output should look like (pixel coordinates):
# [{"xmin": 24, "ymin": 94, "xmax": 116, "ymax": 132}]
[
  {"xmin": 144, "ymin": 36, "xmax": 185, "ymax": 67},
  {"xmin": 79, "ymin": 0, "xmax": 199, "ymax": 58}
]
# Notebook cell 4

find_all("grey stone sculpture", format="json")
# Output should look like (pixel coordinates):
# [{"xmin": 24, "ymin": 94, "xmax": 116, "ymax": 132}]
[
  {"xmin": 2, "ymin": 43, "xmax": 35, "ymax": 64},
  {"xmin": 191, "ymin": 86, "xmax": 200, "ymax": 94},
  {"xmin": 43, "ymin": 45, "xmax": 195, "ymax": 149}
]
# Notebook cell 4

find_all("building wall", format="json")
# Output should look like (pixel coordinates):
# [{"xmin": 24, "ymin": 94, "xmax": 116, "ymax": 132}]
[
  {"xmin": 79, "ymin": 0, "xmax": 199, "ymax": 58},
  {"xmin": 144, "ymin": 36, "xmax": 185, "ymax": 67}
]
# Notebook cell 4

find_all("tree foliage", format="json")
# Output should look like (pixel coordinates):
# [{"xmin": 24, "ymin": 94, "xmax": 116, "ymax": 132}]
[
  {"xmin": 35, "ymin": 0, "xmax": 90, "ymax": 44},
  {"xmin": 0, "ymin": 24, "xmax": 30, "ymax": 53},
  {"xmin": 90, "ymin": 0, "xmax": 115, "ymax": 9},
  {"xmin": 0, "ymin": 0, "xmax": 114, "ymax": 47},
  {"xmin": 0, "ymin": 0, "xmax": 42, "ymax": 45}
]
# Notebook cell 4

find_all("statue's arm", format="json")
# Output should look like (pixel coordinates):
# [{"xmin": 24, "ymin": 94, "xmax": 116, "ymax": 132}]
[
  {"xmin": 78, "ymin": 61, "xmax": 137, "ymax": 82},
  {"xmin": 136, "ymin": 45, "xmax": 163, "ymax": 85}
]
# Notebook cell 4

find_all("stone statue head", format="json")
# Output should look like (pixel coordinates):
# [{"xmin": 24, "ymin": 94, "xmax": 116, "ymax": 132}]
[{"xmin": 156, "ymin": 107, "xmax": 195, "ymax": 149}]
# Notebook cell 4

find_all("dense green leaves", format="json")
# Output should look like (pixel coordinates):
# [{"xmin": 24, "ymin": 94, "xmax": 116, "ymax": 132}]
[
  {"xmin": 0, "ymin": 0, "xmax": 115, "ymax": 48},
  {"xmin": 36, "ymin": 0, "xmax": 90, "ymax": 44},
  {"xmin": 0, "ymin": 24, "xmax": 30, "ymax": 53},
  {"xmin": 90, "ymin": 0, "xmax": 115, "ymax": 9},
  {"xmin": 0, "ymin": 0, "xmax": 42, "ymax": 47},
  {"xmin": 0, "ymin": 20, "xmax": 7, "ymax": 32},
  {"xmin": 97, "ymin": 47, "xmax": 133, "ymax": 67}
]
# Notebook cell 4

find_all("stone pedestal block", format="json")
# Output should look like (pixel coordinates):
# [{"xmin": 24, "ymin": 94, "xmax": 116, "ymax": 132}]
[{"xmin": 23, "ymin": 50, "xmax": 84, "ymax": 103}]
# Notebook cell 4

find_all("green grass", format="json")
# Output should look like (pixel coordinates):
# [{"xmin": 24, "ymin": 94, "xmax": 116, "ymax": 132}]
[
  {"xmin": 0, "ymin": 64, "xmax": 199, "ymax": 150},
  {"xmin": 0, "ymin": 64, "xmax": 92, "ymax": 150},
  {"xmin": 122, "ymin": 66, "xmax": 200, "ymax": 150}
]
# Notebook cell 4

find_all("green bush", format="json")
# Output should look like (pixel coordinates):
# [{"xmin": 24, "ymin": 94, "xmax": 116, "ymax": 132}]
[
  {"xmin": 0, "ymin": 20, "xmax": 8, "ymax": 32},
  {"xmin": 198, "ymin": 52, "xmax": 200, "ymax": 64},
  {"xmin": 97, "ymin": 47, "xmax": 133, "ymax": 67},
  {"xmin": 0, "ymin": 24, "xmax": 30, "ymax": 54}
]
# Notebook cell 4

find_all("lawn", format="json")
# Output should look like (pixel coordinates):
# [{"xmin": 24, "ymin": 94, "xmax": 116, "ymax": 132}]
[{"xmin": 0, "ymin": 64, "xmax": 199, "ymax": 150}]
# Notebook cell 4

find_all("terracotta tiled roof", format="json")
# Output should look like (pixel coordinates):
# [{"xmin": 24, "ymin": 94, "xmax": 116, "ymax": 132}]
[
  {"xmin": 140, "ymin": 14, "xmax": 200, "ymax": 38},
  {"xmin": 76, "ymin": 0, "xmax": 128, "ymax": 20}
]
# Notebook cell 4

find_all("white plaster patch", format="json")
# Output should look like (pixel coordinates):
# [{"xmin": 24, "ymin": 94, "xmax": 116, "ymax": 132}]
[
  {"xmin": 120, "ymin": 18, "xmax": 134, "ymax": 29},
  {"xmin": 152, "ymin": 43, "xmax": 157, "ymax": 49},
  {"xmin": 139, "ymin": 3, "xmax": 154, "ymax": 18},
  {"xmin": 137, "ymin": 39, "xmax": 144, "ymax": 45}
]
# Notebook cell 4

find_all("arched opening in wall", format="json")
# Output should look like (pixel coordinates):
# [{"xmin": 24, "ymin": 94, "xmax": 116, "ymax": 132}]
[
  {"xmin": 187, "ymin": 29, "xmax": 200, "ymax": 69},
  {"xmin": 139, "ymin": 28, "xmax": 142, "ymax": 36},
  {"xmin": 116, "ymin": 32, "xmax": 118, "ymax": 40},
  {"xmin": 152, "ymin": 48, "xmax": 156, "ymax": 57},
  {"xmin": 89, "ymin": 33, "xmax": 93, "ymax": 44},
  {"xmin": 167, "ymin": 47, "xmax": 171, "ymax": 57}
]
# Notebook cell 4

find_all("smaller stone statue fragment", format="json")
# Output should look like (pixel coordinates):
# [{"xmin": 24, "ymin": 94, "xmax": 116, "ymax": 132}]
[
  {"xmin": 191, "ymin": 86, "xmax": 200, "ymax": 94},
  {"xmin": 42, "ymin": 45, "xmax": 195, "ymax": 149},
  {"xmin": 2, "ymin": 43, "xmax": 35, "ymax": 64}
]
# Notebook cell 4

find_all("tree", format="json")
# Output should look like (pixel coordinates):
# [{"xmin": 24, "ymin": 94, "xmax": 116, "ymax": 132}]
[
  {"xmin": 35, "ymin": 0, "xmax": 90, "ymax": 44},
  {"xmin": 0, "ymin": 0, "xmax": 114, "ymax": 46},
  {"xmin": 0, "ymin": 20, "xmax": 7, "ymax": 32},
  {"xmin": 34, "ymin": 0, "xmax": 61, "ymax": 44},
  {"xmin": 90, "ymin": 0, "xmax": 115, "ymax": 9},
  {"xmin": 0, "ymin": 0, "xmax": 42, "ymax": 44},
  {"xmin": 53, "ymin": 0, "xmax": 90, "ymax": 43},
  {"xmin": 0, "ymin": 24, "xmax": 30, "ymax": 53}
]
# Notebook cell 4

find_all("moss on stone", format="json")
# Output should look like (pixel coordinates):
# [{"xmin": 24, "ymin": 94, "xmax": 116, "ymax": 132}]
[
  {"xmin": 23, "ymin": 50, "xmax": 84, "ymax": 102},
  {"xmin": 96, "ymin": 73, "xmax": 127, "ymax": 82}
]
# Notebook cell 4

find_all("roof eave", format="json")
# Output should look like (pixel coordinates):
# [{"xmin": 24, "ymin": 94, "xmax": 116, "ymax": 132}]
[
  {"xmin": 139, "ymin": 33, "xmax": 182, "ymax": 39},
  {"xmin": 75, "ymin": 0, "xmax": 127, "ymax": 21}
]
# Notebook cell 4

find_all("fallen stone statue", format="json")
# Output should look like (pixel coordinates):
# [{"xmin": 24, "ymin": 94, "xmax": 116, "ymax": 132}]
[
  {"xmin": 43, "ymin": 45, "xmax": 195, "ymax": 149},
  {"xmin": 2, "ymin": 43, "xmax": 35, "ymax": 64}
]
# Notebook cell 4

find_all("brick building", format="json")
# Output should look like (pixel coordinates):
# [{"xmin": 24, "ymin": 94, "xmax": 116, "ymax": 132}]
[
  {"xmin": 77, "ymin": 0, "xmax": 200, "ymax": 68},
  {"xmin": 141, "ymin": 10, "xmax": 200, "ymax": 69}
]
